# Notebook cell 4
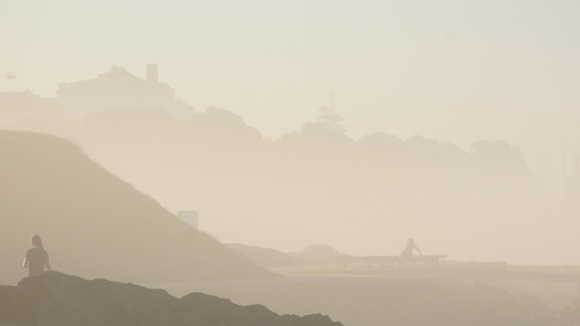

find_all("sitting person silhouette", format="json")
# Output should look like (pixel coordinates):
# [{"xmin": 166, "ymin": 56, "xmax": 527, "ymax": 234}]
[
  {"xmin": 400, "ymin": 238, "xmax": 422, "ymax": 258},
  {"xmin": 23, "ymin": 235, "xmax": 51, "ymax": 277}
]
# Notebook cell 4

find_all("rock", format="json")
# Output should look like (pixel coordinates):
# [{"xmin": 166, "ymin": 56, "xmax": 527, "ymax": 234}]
[{"xmin": 0, "ymin": 272, "xmax": 342, "ymax": 326}]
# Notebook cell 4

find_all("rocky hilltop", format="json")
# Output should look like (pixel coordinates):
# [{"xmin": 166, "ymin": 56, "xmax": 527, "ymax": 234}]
[
  {"xmin": 0, "ymin": 130, "xmax": 273, "ymax": 284},
  {"xmin": 0, "ymin": 272, "xmax": 342, "ymax": 326}
]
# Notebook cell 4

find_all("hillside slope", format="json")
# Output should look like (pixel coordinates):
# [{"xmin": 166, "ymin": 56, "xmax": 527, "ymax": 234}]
[
  {"xmin": 226, "ymin": 243, "xmax": 310, "ymax": 268},
  {"xmin": 0, "ymin": 130, "xmax": 274, "ymax": 284},
  {"xmin": 0, "ymin": 272, "xmax": 342, "ymax": 326},
  {"xmin": 17, "ymin": 109, "xmax": 578, "ymax": 267},
  {"xmin": 288, "ymin": 245, "xmax": 344, "ymax": 261}
]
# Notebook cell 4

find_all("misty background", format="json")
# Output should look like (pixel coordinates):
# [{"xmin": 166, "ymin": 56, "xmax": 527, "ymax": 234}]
[
  {"xmin": 1, "ymin": 1, "xmax": 580, "ymax": 266},
  {"xmin": 2, "ymin": 1, "xmax": 579, "ymax": 152}
]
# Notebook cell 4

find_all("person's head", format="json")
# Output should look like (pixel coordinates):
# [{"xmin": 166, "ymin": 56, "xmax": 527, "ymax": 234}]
[
  {"xmin": 407, "ymin": 238, "xmax": 415, "ymax": 245},
  {"xmin": 31, "ymin": 235, "xmax": 44, "ymax": 249}
]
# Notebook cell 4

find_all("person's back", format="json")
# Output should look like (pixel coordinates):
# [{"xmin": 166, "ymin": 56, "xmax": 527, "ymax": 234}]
[
  {"xmin": 23, "ymin": 235, "xmax": 51, "ymax": 277},
  {"xmin": 26, "ymin": 246, "xmax": 49, "ymax": 277}
]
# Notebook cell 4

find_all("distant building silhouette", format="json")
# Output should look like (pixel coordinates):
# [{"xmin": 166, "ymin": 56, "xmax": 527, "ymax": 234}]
[
  {"xmin": 57, "ymin": 65, "xmax": 181, "ymax": 113},
  {"xmin": 0, "ymin": 64, "xmax": 194, "ymax": 121}
]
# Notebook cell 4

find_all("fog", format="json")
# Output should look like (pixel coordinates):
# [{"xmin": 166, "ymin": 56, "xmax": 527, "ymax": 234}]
[
  {"xmin": 2, "ymin": 1, "xmax": 580, "ymax": 154},
  {"xmin": 3, "ymin": 77, "xmax": 578, "ymax": 265},
  {"xmin": 1, "ymin": 2, "xmax": 580, "ymax": 325}
]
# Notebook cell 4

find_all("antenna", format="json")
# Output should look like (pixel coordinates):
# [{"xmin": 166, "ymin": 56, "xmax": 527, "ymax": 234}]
[
  {"xmin": 542, "ymin": 152, "xmax": 545, "ymax": 198},
  {"xmin": 330, "ymin": 91, "xmax": 335, "ymax": 113},
  {"xmin": 537, "ymin": 150, "xmax": 541, "ymax": 199},
  {"xmin": 576, "ymin": 152, "xmax": 580, "ymax": 179},
  {"xmin": 563, "ymin": 152, "xmax": 567, "ymax": 180}
]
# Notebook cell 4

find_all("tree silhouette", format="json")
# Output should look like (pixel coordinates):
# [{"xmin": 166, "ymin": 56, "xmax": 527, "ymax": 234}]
[{"xmin": 316, "ymin": 106, "xmax": 347, "ymax": 134}]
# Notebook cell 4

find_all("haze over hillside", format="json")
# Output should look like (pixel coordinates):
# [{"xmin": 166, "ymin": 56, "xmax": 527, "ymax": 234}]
[
  {"xmin": 0, "ymin": 130, "xmax": 273, "ymax": 285},
  {"xmin": 3, "ymin": 2, "xmax": 580, "ymax": 326},
  {"xmin": 2, "ymin": 1, "xmax": 579, "ymax": 266},
  {"xmin": 9, "ymin": 108, "xmax": 580, "ymax": 265}
]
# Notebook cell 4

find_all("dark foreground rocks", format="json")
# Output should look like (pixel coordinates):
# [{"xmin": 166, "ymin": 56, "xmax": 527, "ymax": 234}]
[
  {"xmin": 0, "ymin": 272, "xmax": 342, "ymax": 326},
  {"xmin": 164, "ymin": 278, "xmax": 580, "ymax": 326}
]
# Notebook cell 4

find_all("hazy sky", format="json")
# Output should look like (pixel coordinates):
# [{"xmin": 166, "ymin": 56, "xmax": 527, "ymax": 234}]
[{"xmin": 1, "ymin": 1, "xmax": 579, "ymax": 166}]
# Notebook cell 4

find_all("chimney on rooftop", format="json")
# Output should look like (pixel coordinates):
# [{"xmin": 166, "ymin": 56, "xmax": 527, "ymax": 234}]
[{"xmin": 146, "ymin": 64, "xmax": 158, "ymax": 82}]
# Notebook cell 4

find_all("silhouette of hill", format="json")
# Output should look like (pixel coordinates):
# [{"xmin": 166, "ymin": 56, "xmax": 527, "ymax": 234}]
[
  {"xmin": 13, "ymin": 107, "xmax": 576, "ymax": 265},
  {"xmin": 0, "ymin": 272, "xmax": 342, "ymax": 326},
  {"xmin": 288, "ymin": 245, "xmax": 344, "ymax": 261},
  {"xmin": 0, "ymin": 130, "xmax": 274, "ymax": 285},
  {"xmin": 226, "ymin": 243, "xmax": 310, "ymax": 268}
]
